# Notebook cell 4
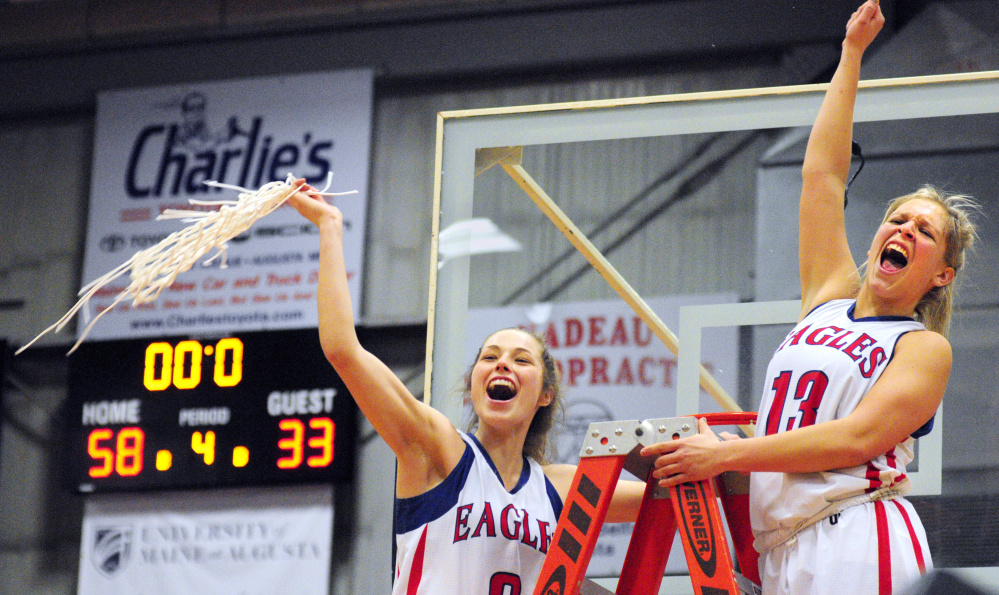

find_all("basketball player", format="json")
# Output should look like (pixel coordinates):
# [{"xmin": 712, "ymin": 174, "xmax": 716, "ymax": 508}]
[
  {"xmin": 287, "ymin": 185, "xmax": 646, "ymax": 594},
  {"xmin": 641, "ymin": 1, "xmax": 979, "ymax": 593}
]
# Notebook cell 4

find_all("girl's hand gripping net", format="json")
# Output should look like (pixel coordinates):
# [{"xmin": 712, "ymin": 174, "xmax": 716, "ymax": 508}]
[{"xmin": 17, "ymin": 173, "xmax": 354, "ymax": 355}]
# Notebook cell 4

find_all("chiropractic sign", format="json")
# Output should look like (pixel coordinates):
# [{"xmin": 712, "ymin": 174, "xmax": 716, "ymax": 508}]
[{"xmin": 81, "ymin": 70, "xmax": 372, "ymax": 340}]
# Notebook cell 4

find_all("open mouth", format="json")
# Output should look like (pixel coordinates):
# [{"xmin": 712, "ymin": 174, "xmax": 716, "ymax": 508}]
[
  {"xmin": 486, "ymin": 379, "xmax": 516, "ymax": 402},
  {"xmin": 880, "ymin": 244, "xmax": 909, "ymax": 272}
]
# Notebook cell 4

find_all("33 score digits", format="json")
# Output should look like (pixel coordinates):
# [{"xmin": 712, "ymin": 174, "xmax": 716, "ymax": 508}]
[{"xmin": 85, "ymin": 417, "xmax": 336, "ymax": 479}]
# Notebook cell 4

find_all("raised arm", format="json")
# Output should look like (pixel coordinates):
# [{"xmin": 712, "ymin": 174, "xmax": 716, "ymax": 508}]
[
  {"xmin": 287, "ymin": 183, "xmax": 465, "ymax": 497},
  {"xmin": 798, "ymin": 0, "xmax": 884, "ymax": 316}
]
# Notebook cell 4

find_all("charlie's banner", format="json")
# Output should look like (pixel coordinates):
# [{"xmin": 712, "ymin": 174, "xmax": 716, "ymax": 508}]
[
  {"xmin": 82, "ymin": 69, "xmax": 373, "ymax": 340},
  {"xmin": 467, "ymin": 294, "xmax": 739, "ymax": 575},
  {"xmin": 77, "ymin": 485, "xmax": 333, "ymax": 595}
]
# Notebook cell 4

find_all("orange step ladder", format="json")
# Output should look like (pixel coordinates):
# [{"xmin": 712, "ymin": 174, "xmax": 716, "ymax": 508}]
[{"xmin": 534, "ymin": 412, "xmax": 760, "ymax": 595}]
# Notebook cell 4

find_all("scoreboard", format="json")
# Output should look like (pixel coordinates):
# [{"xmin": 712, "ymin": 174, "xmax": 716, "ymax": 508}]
[{"xmin": 64, "ymin": 328, "xmax": 355, "ymax": 492}]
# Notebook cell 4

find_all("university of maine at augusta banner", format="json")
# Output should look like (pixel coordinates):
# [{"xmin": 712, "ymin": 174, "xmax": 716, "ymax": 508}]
[
  {"xmin": 82, "ymin": 69, "xmax": 373, "ymax": 340},
  {"xmin": 467, "ymin": 294, "xmax": 739, "ymax": 576},
  {"xmin": 77, "ymin": 485, "xmax": 333, "ymax": 595}
]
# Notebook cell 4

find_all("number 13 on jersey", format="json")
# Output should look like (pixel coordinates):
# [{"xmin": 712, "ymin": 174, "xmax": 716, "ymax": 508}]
[{"xmin": 763, "ymin": 370, "xmax": 830, "ymax": 436}]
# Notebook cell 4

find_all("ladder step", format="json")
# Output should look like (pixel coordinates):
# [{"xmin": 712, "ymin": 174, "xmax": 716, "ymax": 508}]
[{"xmin": 533, "ymin": 414, "xmax": 761, "ymax": 595}]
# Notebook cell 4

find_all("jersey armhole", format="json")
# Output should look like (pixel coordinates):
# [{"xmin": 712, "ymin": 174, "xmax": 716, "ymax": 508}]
[
  {"xmin": 911, "ymin": 415, "xmax": 934, "ymax": 439},
  {"xmin": 544, "ymin": 475, "xmax": 564, "ymax": 520},
  {"xmin": 395, "ymin": 441, "xmax": 474, "ymax": 534}
]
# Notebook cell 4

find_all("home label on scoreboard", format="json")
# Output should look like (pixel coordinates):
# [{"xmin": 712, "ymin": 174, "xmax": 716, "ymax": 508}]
[{"xmin": 65, "ymin": 328, "xmax": 356, "ymax": 492}]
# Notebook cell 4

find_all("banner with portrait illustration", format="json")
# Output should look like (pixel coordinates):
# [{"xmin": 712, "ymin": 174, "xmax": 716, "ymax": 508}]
[
  {"xmin": 467, "ymin": 294, "xmax": 739, "ymax": 576},
  {"xmin": 82, "ymin": 70, "xmax": 372, "ymax": 340},
  {"xmin": 77, "ymin": 485, "xmax": 333, "ymax": 595}
]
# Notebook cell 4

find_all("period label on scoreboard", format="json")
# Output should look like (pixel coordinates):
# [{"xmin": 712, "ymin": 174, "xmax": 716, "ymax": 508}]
[{"xmin": 65, "ymin": 328, "xmax": 356, "ymax": 492}]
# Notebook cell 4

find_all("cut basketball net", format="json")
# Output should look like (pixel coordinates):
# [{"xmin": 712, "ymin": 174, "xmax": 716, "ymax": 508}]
[{"xmin": 16, "ymin": 173, "xmax": 355, "ymax": 356}]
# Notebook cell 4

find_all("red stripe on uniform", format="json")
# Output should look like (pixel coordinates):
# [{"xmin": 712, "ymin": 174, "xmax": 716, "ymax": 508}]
[
  {"xmin": 866, "ymin": 462, "xmax": 883, "ymax": 493},
  {"xmin": 892, "ymin": 500, "xmax": 927, "ymax": 574},
  {"xmin": 875, "ymin": 501, "xmax": 891, "ymax": 594},
  {"xmin": 407, "ymin": 526, "xmax": 429, "ymax": 595},
  {"xmin": 885, "ymin": 447, "xmax": 897, "ymax": 471},
  {"xmin": 885, "ymin": 448, "xmax": 906, "ymax": 488}
]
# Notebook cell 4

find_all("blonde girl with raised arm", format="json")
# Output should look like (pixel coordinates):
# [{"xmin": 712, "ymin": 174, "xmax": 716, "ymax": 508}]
[{"xmin": 641, "ymin": 2, "xmax": 978, "ymax": 593}]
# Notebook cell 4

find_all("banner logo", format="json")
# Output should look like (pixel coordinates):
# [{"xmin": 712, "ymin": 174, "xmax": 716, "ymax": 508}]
[
  {"xmin": 124, "ymin": 91, "xmax": 334, "ymax": 199},
  {"xmin": 676, "ymin": 482, "xmax": 718, "ymax": 577},
  {"xmin": 99, "ymin": 234, "xmax": 127, "ymax": 253},
  {"xmin": 91, "ymin": 525, "xmax": 134, "ymax": 578}
]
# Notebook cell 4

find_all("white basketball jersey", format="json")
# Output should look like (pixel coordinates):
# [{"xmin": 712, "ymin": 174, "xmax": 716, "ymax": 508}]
[
  {"xmin": 393, "ymin": 432, "xmax": 563, "ymax": 595},
  {"xmin": 751, "ymin": 299, "xmax": 928, "ymax": 553}
]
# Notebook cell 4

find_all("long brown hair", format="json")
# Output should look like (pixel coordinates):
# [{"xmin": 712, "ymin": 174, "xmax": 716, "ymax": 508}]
[{"xmin": 462, "ymin": 328, "xmax": 565, "ymax": 464}]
